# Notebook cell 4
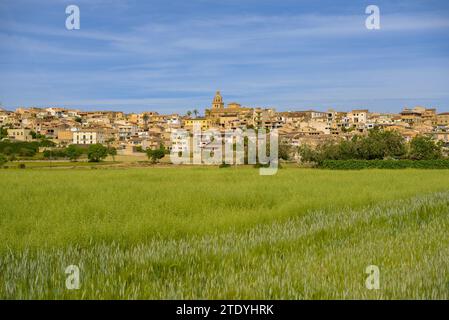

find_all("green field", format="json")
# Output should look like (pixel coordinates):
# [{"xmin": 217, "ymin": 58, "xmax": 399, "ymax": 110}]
[{"xmin": 1, "ymin": 167, "xmax": 449, "ymax": 299}]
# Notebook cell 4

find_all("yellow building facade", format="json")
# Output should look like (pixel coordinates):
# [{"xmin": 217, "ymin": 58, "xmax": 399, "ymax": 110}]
[{"xmin": 183, "ymin": 118, "xmax": 211, "ymax": 130}]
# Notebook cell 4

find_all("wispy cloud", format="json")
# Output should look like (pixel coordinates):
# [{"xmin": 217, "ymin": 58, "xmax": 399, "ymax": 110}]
[{"xmin": 0, "ymin": 0, "xmax": 449, "ymax": 112}]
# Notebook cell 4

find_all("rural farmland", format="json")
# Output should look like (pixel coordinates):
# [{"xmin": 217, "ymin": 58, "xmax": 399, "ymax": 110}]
[{"xmin": 1, "ymin": 167, "xmax": 449, "ymax": 299}]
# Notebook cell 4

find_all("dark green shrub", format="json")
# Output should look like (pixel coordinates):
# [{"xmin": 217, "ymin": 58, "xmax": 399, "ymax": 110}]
[
  {"xmin": 0, "ymin": 153, "xmax": 7, "ymax": 166},
  {"xmin": 409, "ymin": 135, "xmax": 443, "ymax": 160},
  {"xmin": 320, "ymin": 159, "xmax": 449, "ymax": 170},
  {"xmin": 0, "ymin": 141, "xmax": 39, "ymax": 156},
  {"xmin": 87, "ymin": 144, "xmax": 108, "ymax": 162},
  {"xmin": 146, "ymin": 147, "xmax": 165, "ymax": 163},
  {"xmin": 253, "ymin": 163, "xmax": 270, "ymax": 168}
]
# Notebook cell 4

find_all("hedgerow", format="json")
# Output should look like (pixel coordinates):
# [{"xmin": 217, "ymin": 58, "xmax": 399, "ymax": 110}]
[{"xmin": 320, "ymin": 159, "xmax": 449, "ymax": 170}]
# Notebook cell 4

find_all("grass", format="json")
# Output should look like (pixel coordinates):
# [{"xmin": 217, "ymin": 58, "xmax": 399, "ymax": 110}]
[{"xmin": 1, "ymin": 167, "xmax": 449, "ymax": 299}]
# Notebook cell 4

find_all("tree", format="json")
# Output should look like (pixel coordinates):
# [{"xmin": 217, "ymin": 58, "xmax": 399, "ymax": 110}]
[
  {"xmin": 298, "ymin": 129, "xmax": 407, "ymax": 163},
  {"xmin": 135, "ymin": 146, "xmax": 144, "ymax": 153},
  {"xmin": 30, "ymin": 131, "xmax": 46, "ymax": 140},
  {"xmin": 356, "ymin": 130, "xmax": 405, "ymax": 160},
  {"xmin": 0, "ymin": 153, "xmax": 7, "ymax": 166},
  {"xmin": 66, "ymin": 145, "xmax": 83, "ymax": 162},
  {"xmin": 409, "ymin": 135, "xmax": 443, "ymax": 160},
  {"xmin": 87, "ymin": 143, "xmax": 108, "ymax": 162},
  {"xmin": 43, "ymin": 150, "xmax": 52, "ymax": 159},
  {"xmin": 278, "ymin": 143, "xmax": 292, "ymax": 161},
  {"xmin": 0, "ymin": 126, "xmax": 8, "ymax": 139},
  {"xmin": 108, "ymin": 146, "xmax": 117, "ymax": 162},
  {"xmin": 143, "ymin": 113, "xmax": 150, "ymax": 130},
  {"xmin": 298, "ymin": 144, "xmax": 318, "ymax": 163},
  {"xmin": 337, "ymin": 138, "xmax": 358, "ymax": 160},
  {"xmin": 193, "ymin": 109, "xmax": 199, "ymax": 118},
  {"xmin": 43, "ymin": 148, "xmax": 67, "ymax": 160},
  {"xmin": 104, "ymin": 138, "xmax": 117, "ymax": 161},
  {"xmin": 146, "ymin": 146, "xmax": 165, "ymax": 163},
  {"xmin": 39, "ymin": 139, "xmax": 56, "ymax": 147},
  {"xmin": 186, "ymin": 110, "xmax": 192, "ymax": 117}
]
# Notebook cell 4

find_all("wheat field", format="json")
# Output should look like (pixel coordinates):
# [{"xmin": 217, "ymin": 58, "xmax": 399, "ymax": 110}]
[{"xmin": 1, "ymin": 167, "xmax": 449, "ymax": 299}]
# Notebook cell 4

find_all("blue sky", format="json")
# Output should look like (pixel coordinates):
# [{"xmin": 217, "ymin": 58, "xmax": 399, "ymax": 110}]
[{"xmin": 0, "ymin": 0, "xmax": 449, "ymax": 114}]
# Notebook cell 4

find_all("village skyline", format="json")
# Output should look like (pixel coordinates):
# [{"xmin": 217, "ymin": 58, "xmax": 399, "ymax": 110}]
[
  {"xmin": 1, "ymin": 96, "xmax": 448, "ymax": 115},
  {"xmin": 2, "ymin": 91, "xmax": 449, "ymax": 156}
]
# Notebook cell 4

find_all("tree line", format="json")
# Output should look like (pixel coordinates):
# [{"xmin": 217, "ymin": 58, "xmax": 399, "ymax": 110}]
[
  {"xmin": 0, "ymin": 141, "xmax": 117, "ymax": 164},
  {"xmin": 299, "ymin": 129, "xmax": 445, "ymax": 164}
]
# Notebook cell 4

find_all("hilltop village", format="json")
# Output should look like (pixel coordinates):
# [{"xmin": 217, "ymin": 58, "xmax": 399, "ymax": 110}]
[{"xmin": 1, "ymin": 91, "xmax": 449, "ymax": 158}]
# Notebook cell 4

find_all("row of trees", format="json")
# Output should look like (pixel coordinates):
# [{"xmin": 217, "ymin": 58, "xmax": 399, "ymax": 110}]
[
  {"xmin": 0, "ymin": 142, "xmax": 117, "ymax": 163},
  {"xmin": 41, "ymin": 145, "xmax": 88, "ymax": 161},
  {"xmin": 0, "ymin": 139, "xmax": 167, "ymax": 165},
  {"xmin": 0, "ymin": 140, "xmax": 56, "ymax": 158},
  {"xmin": 69, "ymin": 143, "xmax": 166, "ymax": 163},
  {"xmin": 299, "ymin": 130, "xmax": 445, "ymax": 164},
  {"xmin": 60, "ymin": 144, "xmax": 117, "ymax": 162}
]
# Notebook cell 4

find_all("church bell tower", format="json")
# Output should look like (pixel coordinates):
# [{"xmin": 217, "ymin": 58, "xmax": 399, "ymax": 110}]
[{"xmin": 212, "ymin": 91, "xmax": 224, "ymax": 109}]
